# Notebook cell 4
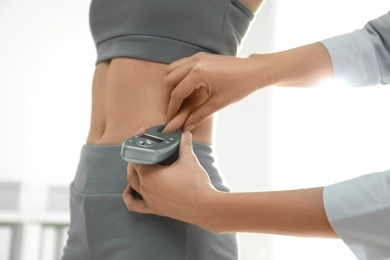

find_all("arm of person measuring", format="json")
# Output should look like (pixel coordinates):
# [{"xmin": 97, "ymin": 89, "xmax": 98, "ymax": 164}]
[
  {"xmin": 123, "ymin": 131, "xmax": 337, "ymax": 238},
  {"xmin": 164, "ymin": 11, "xmax": 390, "ymax": 133},
  {"xmin": 163, "ymin": 42, "xmax": 333, "ymax": 133}
]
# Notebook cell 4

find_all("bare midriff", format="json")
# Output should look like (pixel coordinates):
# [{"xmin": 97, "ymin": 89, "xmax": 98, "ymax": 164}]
[{"xmin": 86, "ymin": 58, "xmax": 214, "ymax": 146}]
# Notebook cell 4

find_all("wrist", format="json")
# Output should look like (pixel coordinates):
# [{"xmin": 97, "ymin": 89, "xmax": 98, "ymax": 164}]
[
  {"xmin": 249, "ymin": 42, "xmax": 333, "ymax": 88},
  {"xmin": 246, "ymin": 53, "xmax": 280, "ymax": 90},
  {"xmin": 193, "ymin": 189, "xmax": 227, "ymax": 233},
  {"xmin": 197, "ymin": 190, "xmax": 240, "ymax": 234}
]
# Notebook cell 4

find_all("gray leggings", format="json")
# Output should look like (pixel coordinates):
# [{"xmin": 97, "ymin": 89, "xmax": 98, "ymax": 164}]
[{"xmin": 62, "ymin": 143, "xmax": 238, "ymax": 260}]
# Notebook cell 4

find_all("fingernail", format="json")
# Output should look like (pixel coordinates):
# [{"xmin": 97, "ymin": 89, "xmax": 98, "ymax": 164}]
[
  {"xmin": 184, "ymin": 131, "xmax": 192, "ymax": 141},
  {"xmin": 184, "ymin": 124, "xmax": 195, "ymax": 132}
]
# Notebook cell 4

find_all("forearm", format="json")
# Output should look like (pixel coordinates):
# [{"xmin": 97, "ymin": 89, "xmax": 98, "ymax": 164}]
[
  {"xmin": 125, "ymin": 133, "xmax": 338, "ymax": 238},
  {"xmin": 249, "ymin": 42, "xmax": 334, "ymax": 89},
  {"xmin": 199, "ymin": 187, "xmax": 338, "ymax": 238}
]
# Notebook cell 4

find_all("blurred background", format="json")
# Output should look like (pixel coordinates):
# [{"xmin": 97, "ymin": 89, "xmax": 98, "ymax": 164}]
[{"xmin": 0, "ymin": 0, "xmax": 389, "ymax": 259}]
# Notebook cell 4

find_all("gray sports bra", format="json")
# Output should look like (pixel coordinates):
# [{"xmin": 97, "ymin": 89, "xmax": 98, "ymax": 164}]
[{"xmin": 90, "ymin": 0, "xmax": 254, "ymax": 64}]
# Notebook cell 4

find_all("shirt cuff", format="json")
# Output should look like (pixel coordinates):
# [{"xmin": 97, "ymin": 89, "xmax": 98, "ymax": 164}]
[
  {"xmin": 323, "ymin": 170, "xmax": 390, "ymax": 259},
  {"xmin": 321, "ymin": 30, "xmax": 381, "ymax": 87}
]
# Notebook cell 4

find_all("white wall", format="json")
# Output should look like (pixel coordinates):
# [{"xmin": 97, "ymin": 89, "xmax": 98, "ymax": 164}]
[
  {"xmin": 0, "ymin": 0, "xmax": 93, "ymax": 211},
  {"xmin": 215, "ymin": 0, "xmax": 278, "ymax": 258},
  {"xmin": 0, "ymin": 1, "xmax": 93, "ymax": 258}
]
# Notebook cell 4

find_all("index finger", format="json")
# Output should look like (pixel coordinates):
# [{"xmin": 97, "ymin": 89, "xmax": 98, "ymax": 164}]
[
  {"xmin": 166, "ymin": 56, "xmax": 190, "ymax": 74},
  {"xmin": 131, "ymin": 162, "xmax": 158, "ymax": 177},
  {"xmin": 122, "ymin": 184, "xmax": 151, "ymax": 214}
]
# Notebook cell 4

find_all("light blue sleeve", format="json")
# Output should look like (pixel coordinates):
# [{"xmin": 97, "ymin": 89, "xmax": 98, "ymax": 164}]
[
  {"xmin": 321, "ymin": 11, "xmax": 390, "ymax": 87},
  {"xmin": 323, "ymin": 170, "xmax": 390, "ymax": 260}
]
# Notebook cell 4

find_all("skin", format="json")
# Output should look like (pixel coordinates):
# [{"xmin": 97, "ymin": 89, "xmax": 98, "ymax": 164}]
[
  {"xmin": 123, "ymin": 42, "xmax": 338, "ymax": 238},
  {"xmin": 86, "ymin": 0, "xmax": 263, "ymax": 145},
  {"xmin": 164, "ymin": 42, "xmax": 334, "ymax": 132},
  {"xmin": 86, "ymin": 58, "xmax": 213, "ymax": 145},
  {"xmin": 124, "ymin": 131, "xmax": 336, "ymax": 237}
]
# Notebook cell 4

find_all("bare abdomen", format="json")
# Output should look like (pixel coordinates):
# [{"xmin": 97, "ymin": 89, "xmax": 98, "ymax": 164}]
[{"xmin": 86, "ymin": 58, "xmax": 213, "ymax": 145}]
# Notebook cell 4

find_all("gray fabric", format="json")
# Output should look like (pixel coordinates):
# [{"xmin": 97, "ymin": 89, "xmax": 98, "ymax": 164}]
[
  {"xmin": 62, "ymin": 143, "xmax": 238, "ymax": 260},
  {"xmin": 89, "ymin": 0, "xmax": 254, "ymax": 64}
]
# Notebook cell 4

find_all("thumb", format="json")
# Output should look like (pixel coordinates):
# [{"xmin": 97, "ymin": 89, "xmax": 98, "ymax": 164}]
[
  {"xmin": 183, "ymin": 98, "xmax": 217, "ymax": 132},
  {"xmin": 178, "ymin": 131, "xmax": 194, "ymax": 160}
]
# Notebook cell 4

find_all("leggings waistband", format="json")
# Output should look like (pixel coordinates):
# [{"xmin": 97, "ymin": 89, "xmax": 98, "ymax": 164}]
[{"xmin": 72, "ymin": 142, "xmax": 229, "ymax": 195}]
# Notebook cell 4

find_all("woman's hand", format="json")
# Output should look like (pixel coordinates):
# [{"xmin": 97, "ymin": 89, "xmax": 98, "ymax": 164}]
[
  {"xmin": 163, "ymin": 52, "xmax": 264, "ymax": 132},
  {"xmin": 122, "ymin": 130, "xmax": 218, "ymax": 227}
]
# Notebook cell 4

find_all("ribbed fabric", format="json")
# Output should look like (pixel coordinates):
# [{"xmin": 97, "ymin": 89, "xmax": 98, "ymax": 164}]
[
  {"xmin": 89, "ymin": 0, "xmax": 254, "ymax": 64},
  {"xmin": 62, "ymin": 143, "xmax": 238, "ymax": 260}
]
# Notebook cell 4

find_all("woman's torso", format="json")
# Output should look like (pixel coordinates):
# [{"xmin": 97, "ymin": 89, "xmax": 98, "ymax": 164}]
[
  {"xmin": 86, "ymin": 0, "xmax": 260, "ymax": 146},
  {"xmin": 86, "ymin": 58, "xmax": 214, "ymax": 145}
]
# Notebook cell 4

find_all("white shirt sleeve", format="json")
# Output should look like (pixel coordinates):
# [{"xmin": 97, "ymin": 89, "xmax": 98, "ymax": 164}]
[
  {"xmin": 323, "ymin": 170, "xmax": 390, "ymax": 260},
  {"xmin": 321, "ymin": 11, "xmax": 390, "ymax": 259},
  {"xmin": 321, "ymin": 11, "xmax": 390, "ymax": 87}
]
